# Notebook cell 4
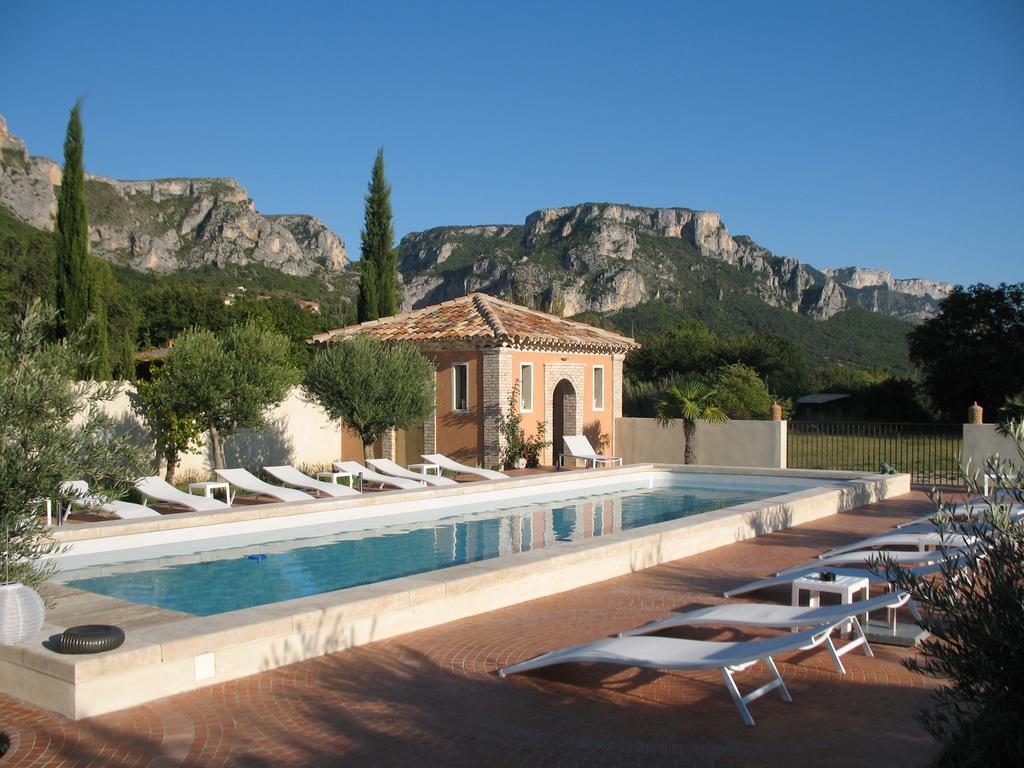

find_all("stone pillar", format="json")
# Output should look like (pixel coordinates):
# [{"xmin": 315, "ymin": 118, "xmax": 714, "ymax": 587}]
[
  {"xmin": 482, "ymin": 348, "xmax": 514, "ymax": 469},
  {"xmin": 380, "ymin": 427, "xmax": 397, "ymax": 462},
  {"xmin": 611, "ymin": 353, "xmax": 624, "ymax": 456},
  {"xmin": 968, "ymin": 401, "xmax": 983, "ymax": 424},
  {"xmin": 423, "ymin": 375, "xmax": 437, "ymax": 454}
]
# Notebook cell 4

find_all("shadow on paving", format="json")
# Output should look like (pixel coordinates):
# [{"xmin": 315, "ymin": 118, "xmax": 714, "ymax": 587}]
[{"xmin": 196, "ymin": 643, "xmax": 940, "ymax": 767}]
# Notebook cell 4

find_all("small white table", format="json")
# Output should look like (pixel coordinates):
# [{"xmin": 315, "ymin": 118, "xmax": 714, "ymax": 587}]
[
  {"xmin": 188, "ymin": 480, "xmax": 233, "ymax": 505},
  {"xmin": 791, "ymin": 573, "xmax": 870, "ymax": 636},
  {"xmin": 316, "ymin": 471, "xmax": 354, "ymax": 487},
  {"xmin": 408, "ymin": 463, "xmax": 441, "ymax": 476}
]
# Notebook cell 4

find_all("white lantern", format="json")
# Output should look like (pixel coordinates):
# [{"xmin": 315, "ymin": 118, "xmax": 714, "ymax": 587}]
[{"xmin": 0, "ymin": 582, "xmax": 45, "ymax": 645}]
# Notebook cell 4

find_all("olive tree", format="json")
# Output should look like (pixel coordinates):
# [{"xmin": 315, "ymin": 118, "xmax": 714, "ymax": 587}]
[
  {"xmin": 133, "ymin": 369, "xmax": 205, "ymax": 484},
  {"xmin": 303, "ymin": 335, "xmax": 435, "ymax": 460},
  {"xmin": 0, "ymin": 302, "xmax": 144, "ymax": 587},
  {"xmin": 154, "ymin": 322, "xmax": 300, "ymax": 469},
  {"xmin": 879, "ymin": 419, "xmax": 1024, "ymax": 766}
]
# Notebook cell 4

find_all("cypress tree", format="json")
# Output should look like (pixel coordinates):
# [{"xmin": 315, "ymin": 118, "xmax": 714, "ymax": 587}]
[
  {"xmin": 357, "ymin": 148, "xmax": 397, "ymax": 321},
  {"xmin": 54, "ymin": 101, "xmax": 110, "ymax": 378},
  {"xmin": 357, "ymin": 257, "xmax": 380, "ymax": 322}
]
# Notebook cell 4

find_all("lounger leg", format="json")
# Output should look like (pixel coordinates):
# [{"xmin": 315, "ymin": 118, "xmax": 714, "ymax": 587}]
[
  {"xmin": 720, "ymin": 667, "xmax": 756, "ymax": 726},
  {"xmin": 720, "ymin": 658, "xmax": 791, "ymax": 727},
  {"xmin": 909, "ymin": 600, "xmax": 922, "ymax": 622},
  {"xmin": 850, "ymin": 617, "xmax": 874, "ymax": 658},
  {"xmin": 823, "ymin": 634, "xmax": 847, "ymax": 674},
  {"xmin": 764, "ymin": 657, "xmax": 792, "ymax": 703}
]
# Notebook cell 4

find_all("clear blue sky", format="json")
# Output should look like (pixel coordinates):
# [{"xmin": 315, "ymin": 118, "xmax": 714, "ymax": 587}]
[{"xmin": 2, "ymin": 0, "xmax": 1021, "ymax": 286}]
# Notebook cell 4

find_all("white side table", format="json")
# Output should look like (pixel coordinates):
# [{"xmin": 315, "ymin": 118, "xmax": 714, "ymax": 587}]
[
  {"xmin": 408, "ymin": 463, "xmax": 441, "ymax": 476},
  {"xmin": 791, "ymin": 573, "xmax": 869, "ymax": 636},
  {"xmin": 316, "ymin": 471, "xmax": 354, "ymax": 487},
  {"xmin": 188, "ymin": 481, "xmax": 233, "ymax": 505}
]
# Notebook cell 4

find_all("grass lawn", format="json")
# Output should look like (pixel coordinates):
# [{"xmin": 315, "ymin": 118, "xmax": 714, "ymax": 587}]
[{"xmin": 787, "ymin": 424, "xmax": 963, "ymax": 486}]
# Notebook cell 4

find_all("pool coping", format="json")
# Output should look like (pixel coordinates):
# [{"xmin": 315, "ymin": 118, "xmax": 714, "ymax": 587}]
[{"xmin": 0, "ymin": 464, "xmax": 910, "ymax": 720}]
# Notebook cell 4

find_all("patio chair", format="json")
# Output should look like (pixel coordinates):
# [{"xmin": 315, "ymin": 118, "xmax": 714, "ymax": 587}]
[
  {"xmin": 61, "ymin": 480, "xmax": 161, "ymax": 521},
  {"xmin": 366, "ymin": 458, "xmax": 458, "ymax": 487},
  {"xmin": 333, "ymin": 461, "xmax": 424, "ymax": 491},
  {"xmin": 618, "ymin": 590, "xmax": 911, "ymax": 674},
  {"xmin": 562, "ymin": 435, "xmax": 623, "ymax": 469},
  {"xmin": 136, "ymin": 476, "xmax": 231, "ymax": 512},
  {"xmin": 421, "ymin": 453, "xmax": 509, "ymax": 481},
  {"xmin": 499, "ymin": 621, "xmax": 843, "ymax": 726},
  {"xmin": 214, "ymin": 468, "xmax": 315, "ymax": 503},
  {"xmin": 263, "ymin": 465, "xmax": 361, "ymax": 498}
]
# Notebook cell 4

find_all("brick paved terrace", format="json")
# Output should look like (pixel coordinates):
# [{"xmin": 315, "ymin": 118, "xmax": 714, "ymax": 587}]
[{"xmin": 0, "ymin": 492, "xmax": 943, "ymax": 767}]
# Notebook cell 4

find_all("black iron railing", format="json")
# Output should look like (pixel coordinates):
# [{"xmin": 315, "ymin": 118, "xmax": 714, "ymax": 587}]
[{"xmin": 787, "ymin": 421, "xmax": 964, "ymax": 486}]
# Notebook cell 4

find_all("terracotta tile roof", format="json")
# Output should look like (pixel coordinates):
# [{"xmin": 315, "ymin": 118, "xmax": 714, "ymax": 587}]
[{"xmin": 308, "ymin": 293, "xmax": 639, "ymax": 353}]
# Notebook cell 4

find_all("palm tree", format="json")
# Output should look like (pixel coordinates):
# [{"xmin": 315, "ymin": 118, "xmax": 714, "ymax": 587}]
[{"xmin": 655, "ymin": 379, "xmax": 729, "ymax": 464}]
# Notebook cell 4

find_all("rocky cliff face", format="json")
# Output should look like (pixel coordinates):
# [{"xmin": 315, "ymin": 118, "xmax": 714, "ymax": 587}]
[
  {"xmin": 398, "ymin": 203, "xmax": 951, "ymax": 323},
  {"xmin": 0, "ymin": 114, "xmax": 62, "ymax": 230},
  {"xmin": 0, "ymin": 114, "xmax": 347, "ymax": 276}
]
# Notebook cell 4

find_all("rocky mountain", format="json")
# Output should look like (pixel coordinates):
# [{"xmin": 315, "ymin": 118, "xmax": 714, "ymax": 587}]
[
  {"xmin": 0, "ymin": 114, "xmax": 347, "ymax": 276},
  {"xmin": 1, "ymin": 110, "xmax": 951, "ymax": 332},
  {"xmin": 398, "ymin": 204, "xmax": 952, "ymax": 323}
]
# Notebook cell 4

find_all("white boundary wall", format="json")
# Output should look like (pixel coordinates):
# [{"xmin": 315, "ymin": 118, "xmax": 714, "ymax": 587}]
[
  {"xmin": 100, "ymin": 384, "xmax": 342, "ymax": 477},
  {"xmin": 963, "ymin": 424, "xmax": 1021, "ymax": 472},
  {"xmin": 615, "ymin": 418, "xmax": 787, "ymax": 468}
]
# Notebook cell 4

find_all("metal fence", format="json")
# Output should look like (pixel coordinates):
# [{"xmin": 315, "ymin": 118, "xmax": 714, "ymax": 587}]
[{"xmin": 787, "ymin": 421, "xmax": 964, "ymax": 486}]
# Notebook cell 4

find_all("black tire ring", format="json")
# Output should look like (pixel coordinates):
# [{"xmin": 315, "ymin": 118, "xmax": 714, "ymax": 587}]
[{"xmin": 57, "ymin": 625, "xmax": 126, "ymax": 654}]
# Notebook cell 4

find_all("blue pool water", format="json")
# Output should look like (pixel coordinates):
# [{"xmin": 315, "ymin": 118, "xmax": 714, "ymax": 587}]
[{"xmin": 61, "ymin": 479, "xmax": 811, "ymax": 616}]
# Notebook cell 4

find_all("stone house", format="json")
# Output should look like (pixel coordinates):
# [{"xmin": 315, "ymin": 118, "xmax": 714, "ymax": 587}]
[{"xmin": 309, "ymin": 293, "xmax": 639, "ymax": 469}]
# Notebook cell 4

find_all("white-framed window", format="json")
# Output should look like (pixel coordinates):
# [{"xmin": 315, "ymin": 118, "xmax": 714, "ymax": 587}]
[
  {"xmin": 520, "ymin": 363, "xmax": 534, "ymax": 412},
  {"xmin": 592, "ymin": 365, "xmax": 605, "ymax": 411},
  {"xmin": 452, "ymin": 363, "xmax": 469, "ymax": 412}
]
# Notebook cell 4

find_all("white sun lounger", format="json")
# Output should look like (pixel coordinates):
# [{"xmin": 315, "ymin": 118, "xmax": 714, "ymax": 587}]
[
  {"xmin": 897, "ymin": 501, "xmax": 1024, "ymax": 528},
  {"xmin": 819, "ymin": 531, "xmax": 976, "ymax": 559},
  {"xmin": 62, "ymin": 480, "xmax": 161, "ymax": 520},
  {"xmin": 215, "ymin": 468, "xmax": 315, "ymax": 503},
  {"xmin": 421, "ymin": 453, "xmax": 509, "ymax": 481},
  {"xmin": 777, "ymin": 546, "xmax": 972, "ymax": 576},
  {"xmin": 366, "ymin": 458, "xmax": 458, "ymax": 487},
  {"xmin": 263, "ymin": 465, "xmax": 360, "ymax": 498},
  {"xmin": 562, "ymin": 435, "xmax": 623, "ymax": 469},
  {"xmin": 724, "ymin": 553, "xmax": 972, "ymax": 605},
  {"xmin": 136, "ymin": 476, "xmax": 231, "ymax": 512},
  {"xmin": 499, "ymin": 621, "xmax": 842, "ymax": 726},
  {"xmin": 619, "ymin": 591, "xmax": 910, "ymax": 674},
  {"xmin": 333, "ymin": 461, "xmax": 423, "ymax": 490}
]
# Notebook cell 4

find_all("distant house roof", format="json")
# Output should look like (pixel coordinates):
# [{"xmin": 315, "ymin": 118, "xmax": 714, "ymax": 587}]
[
  {"xmin": 796, "ymin": 393, "xmax": 851, "ymax": 405},
  {"xmin": 308, "ymin": 293, "xmax": 639, "ymax": 354},
  {"xmin": 135, "ymin": 345, "xmax": 171, "ymax": 362}
]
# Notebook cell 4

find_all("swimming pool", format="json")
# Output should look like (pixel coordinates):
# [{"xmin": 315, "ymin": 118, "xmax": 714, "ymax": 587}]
[{"xmin": 57, "ymin": 474, "xmax": 828, "ymax": 616}]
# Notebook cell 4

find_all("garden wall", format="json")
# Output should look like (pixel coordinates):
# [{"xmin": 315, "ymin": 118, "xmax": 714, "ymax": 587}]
[
  {"xmin": 615, "ymin": 418, "xmax": 787, "ymax": 468},
  {"xmin": 962, "ymin": 424, "xmax": 1021, "ymax": 475},
  {"xmin": 100, "ymin": 384, "xmax": 342, "ymax": 478}
]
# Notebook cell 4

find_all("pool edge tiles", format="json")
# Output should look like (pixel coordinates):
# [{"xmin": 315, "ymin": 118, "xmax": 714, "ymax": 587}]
[{"xmin": 3, "ymin": 467, "xmax": 910, "ymax": 719}]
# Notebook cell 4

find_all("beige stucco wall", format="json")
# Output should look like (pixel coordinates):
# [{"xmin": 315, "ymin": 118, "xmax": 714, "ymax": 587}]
[
  {"xmin": 99, "ymin": 384, "xmax": 342, "ymax": 478},
  {"xmin": 962, "ymin": 424, "xmax": 1021, "ymax": 473},
  {"xmin": 615, "ymin": 417, "xmax": 787, "ymax": 468},
  {"xmin": 511, "ymin": 349, "xmax": 619, "ymax": 466}
]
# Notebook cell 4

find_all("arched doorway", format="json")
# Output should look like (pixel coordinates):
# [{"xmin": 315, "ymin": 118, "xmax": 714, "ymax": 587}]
[{"xmin": 552, "ymin": 378, "xmax": 578, "ymax": 467}]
